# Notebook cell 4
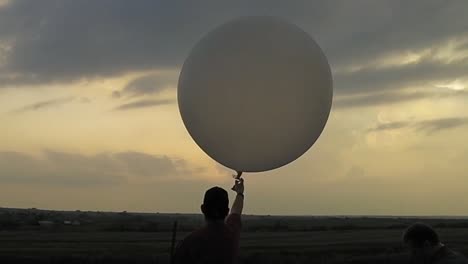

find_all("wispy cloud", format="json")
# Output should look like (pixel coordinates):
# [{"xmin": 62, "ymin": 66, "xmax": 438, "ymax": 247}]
[
  {"xmin": 368, "ymin": 117, "xmax": 468, "ymax": 134},
  {"xmin": 334, "ymin": 88, "xmax": 468, "ymax": 109},
  {"xmin": 114, "ymin": 73, "xmax": 177, "ymax": 98},
  {"xmin": 416, "ymin": 117, "xmax": 468, "ymax": 134},
  {"xmin": 12, "ymin": 96, "xmax": 75, "ymax": 113},
  {"xmin": 334, "ymin": 91, "xmax": 427, "ymax": 109},
  {"xmin": 114, "ymin": 99, "xmax": 175, "ymax": 111},
  {"xmin": 368, "ymin": 121, "xmax": 412, "ymax": 132}
]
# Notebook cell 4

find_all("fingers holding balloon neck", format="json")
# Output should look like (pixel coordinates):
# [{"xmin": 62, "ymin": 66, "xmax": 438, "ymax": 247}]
[{"xmin": 233, "ymin": 171, "xmax": 243, "ymax": 180}]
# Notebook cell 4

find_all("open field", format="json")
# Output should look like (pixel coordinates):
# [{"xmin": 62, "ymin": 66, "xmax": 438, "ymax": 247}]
[
  {"xmin": 2, "ymin": 229, "xmax": 468, "ymax": 263},
  {"xmin": 1, "ymin": 208, "xmax": 468, "ymax": 263}
]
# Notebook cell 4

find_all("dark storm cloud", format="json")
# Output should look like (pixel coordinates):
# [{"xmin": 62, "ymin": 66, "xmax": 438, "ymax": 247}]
[
  {"xmin": 1, "ymin": 0, "xmax": 302, "ymax": 84},
  {"xmin": 323, "ymin": 1, "xmax": 468, "ymax": 67},
  {"xmin": 114, "ymin": 99, "xmax": 175, "ymax": 111},
  {"xmin": 0, "ymin": 150, "xmax": 193, "ymax": 186},
  {"xmin": 0, "ymin": 0, "xmax": 467, "ymax": 104},
  {"xmin": 368, "ymin": 117, "xmax": 468, "ymax": 134}
]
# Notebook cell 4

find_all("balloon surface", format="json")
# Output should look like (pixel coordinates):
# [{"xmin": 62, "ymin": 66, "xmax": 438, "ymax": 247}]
[{"xmin": 178, "ymin": 16, "xmax": 333, "ymax": 172}]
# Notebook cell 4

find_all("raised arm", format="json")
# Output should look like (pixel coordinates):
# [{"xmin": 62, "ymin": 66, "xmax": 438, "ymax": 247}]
[{"xmin": 230, "ymin": 178, "xmax": 244, "ymax": 215}]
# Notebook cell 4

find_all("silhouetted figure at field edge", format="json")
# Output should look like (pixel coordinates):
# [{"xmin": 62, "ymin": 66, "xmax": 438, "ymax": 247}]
[
  {"xmin": 404, "ymin": 223, "xmax": 468, "ymax": 264},
  {"xmin": 173, "ymin": 178, "xmax": 244, "ymax": 264}
]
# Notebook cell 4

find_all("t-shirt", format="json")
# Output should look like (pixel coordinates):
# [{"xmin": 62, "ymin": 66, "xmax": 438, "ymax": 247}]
[
  {"xmin": 173, "ymin": 213, "xmax": 242, "ymax": 264},
  {"xmin": 430, "ymin": 246, "xmax": 468, "ymax": 264}
]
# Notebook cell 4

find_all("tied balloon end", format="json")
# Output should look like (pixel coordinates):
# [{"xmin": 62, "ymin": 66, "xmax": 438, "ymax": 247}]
[{"xmin": 232, "ymin": 171, "xmax": 243, "ymax": 180}]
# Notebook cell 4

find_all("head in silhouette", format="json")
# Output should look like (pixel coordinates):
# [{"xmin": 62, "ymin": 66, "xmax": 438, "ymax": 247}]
[
  {"xmin": 201, "ymin": 187, "xmax": 229, "ymax": 222},
  {"xmin": 403, "ymin": 223, "xmax": 442, "ymax": 262}
]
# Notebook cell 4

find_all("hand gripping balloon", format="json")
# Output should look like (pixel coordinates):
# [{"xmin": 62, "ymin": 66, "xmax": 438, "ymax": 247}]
[{"xmin": 178, "ymin": 16, "xmax": 333, "ymax": 176}]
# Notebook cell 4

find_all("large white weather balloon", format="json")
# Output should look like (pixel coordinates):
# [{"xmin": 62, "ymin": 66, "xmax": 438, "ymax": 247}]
[{"xmin": 178, "ymin": 16, "xmax": 333, "ymax": 173}]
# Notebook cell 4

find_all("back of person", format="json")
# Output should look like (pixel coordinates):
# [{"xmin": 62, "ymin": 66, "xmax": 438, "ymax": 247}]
[
  {"xmin": 431, "ymin": 245, "xmax": 468, "ymax": 264},
  {"xmin": 404, "ymin": 223, "xmax": 468, "ymax": 264},
  {"xmin": 175, "ymin": 214, "xmax": 241, "ymax": 264},
  {"xmin": 173, "ymin": 180, "xmax": 244, "ymax": 264},
  {"xmin": 175, "ymin": 213, "xmax": 241, "ymax": 264}
]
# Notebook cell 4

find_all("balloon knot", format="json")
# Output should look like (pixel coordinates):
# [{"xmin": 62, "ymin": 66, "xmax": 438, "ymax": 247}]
[{"xmin": 233, "ymin": 171, "xmax": 243, "ymax": 179}]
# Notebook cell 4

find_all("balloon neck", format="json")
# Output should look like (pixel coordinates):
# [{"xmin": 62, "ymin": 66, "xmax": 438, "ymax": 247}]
[{"xmin": 234, "ymin": 171, "xmax": 243, "ymax": 179}]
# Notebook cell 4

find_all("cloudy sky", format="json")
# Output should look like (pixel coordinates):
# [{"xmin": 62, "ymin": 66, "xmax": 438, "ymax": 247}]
[{"xmin": 1, "ymin": 0, "xmax": 467, "ymax": 215}]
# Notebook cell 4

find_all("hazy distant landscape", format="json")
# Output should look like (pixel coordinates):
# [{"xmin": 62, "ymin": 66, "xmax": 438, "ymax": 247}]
[{"xmin": 1, "ymin": 207, "xmax": 468, "ymax": 263}]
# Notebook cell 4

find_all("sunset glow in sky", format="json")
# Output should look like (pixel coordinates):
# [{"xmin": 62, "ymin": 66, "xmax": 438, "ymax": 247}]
[{"xmin": 1, "ymin": 0, "xmax": 467, "ymax": 215}]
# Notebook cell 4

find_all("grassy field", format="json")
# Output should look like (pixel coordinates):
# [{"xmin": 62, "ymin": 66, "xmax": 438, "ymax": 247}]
[
  {"xmin": 1, "ymin": 208, "xmax": 468, "ymax": 263},
  {"xmin": 1, "ymin": 228, "xmax": 468, "ymax": 263}
]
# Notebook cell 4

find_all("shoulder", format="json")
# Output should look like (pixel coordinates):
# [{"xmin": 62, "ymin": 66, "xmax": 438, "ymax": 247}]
[
  {"xmin": 448, "ymin": 248, "xmax": 468, "ymax": 261},
  {"xmin": 177, "ymin": 228, "xmax": 206, "ymax": 249},
  {"xmin": 225, "ymin": 213, "xmax": 242, "ymax": 232},
  {"xmin": 451, "ymin": 251, "xmax": 468, "ymax": 264},
  {"xmin": 184, "ymin": 227, "xmax": 206, "ymax": 241},
  {"xmin": 435, "ymin": 249, "xmax": 468, "ymax": 264},
  {"xmin": 225, "ymin": 213, "xmax": 241, "ymax": 223}
]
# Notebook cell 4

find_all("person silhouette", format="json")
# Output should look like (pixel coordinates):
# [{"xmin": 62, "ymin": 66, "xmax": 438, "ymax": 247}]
[
  {"xmin": 173, "ymin": 177, "xmax": 244, "ymax": 264},
  {"xmin": 403, "ymin": 222, "xmax": 468, "ymax": 264}
]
